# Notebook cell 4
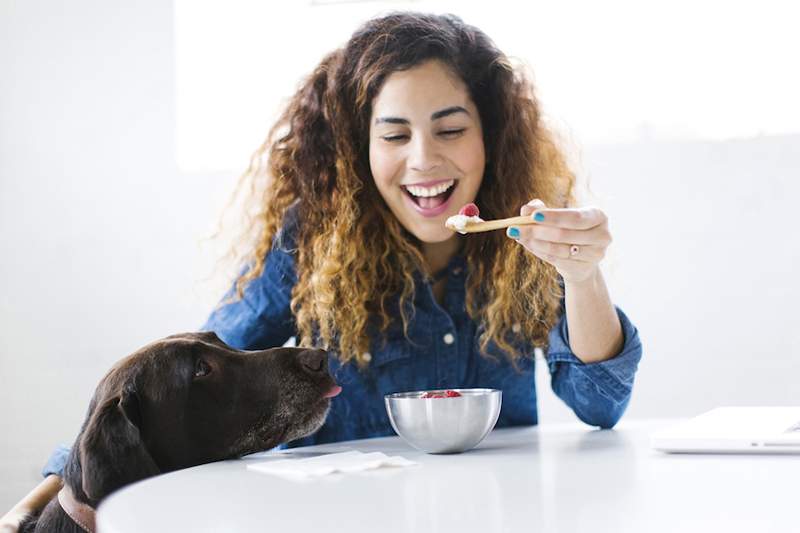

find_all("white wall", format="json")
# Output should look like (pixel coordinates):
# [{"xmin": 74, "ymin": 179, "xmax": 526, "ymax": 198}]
[
  {"xmin": 536, "ymin": 135, "xmax": 800, "ymax": 424},
  {"xmin": 0, "ymin": 0, "xmax": 232, "ymax": 509},
  {"xmin": 1, "ymin": 0, "xmax": 799, "ymax": 512}
]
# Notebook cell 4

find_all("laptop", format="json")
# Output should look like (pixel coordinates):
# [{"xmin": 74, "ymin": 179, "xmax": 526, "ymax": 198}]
[{"xmin": 651, "ymin": 406, "xmax": 800, "ymax": 454}]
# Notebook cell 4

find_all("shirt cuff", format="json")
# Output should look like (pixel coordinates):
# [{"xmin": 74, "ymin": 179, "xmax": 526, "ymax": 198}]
[
  {"xmin": 546, "ymin": 306, "xmax": 643, "ymax": 404},
  {"xmin": 41, "ymin": 444, "xmax": 71, "ymax": 478}
]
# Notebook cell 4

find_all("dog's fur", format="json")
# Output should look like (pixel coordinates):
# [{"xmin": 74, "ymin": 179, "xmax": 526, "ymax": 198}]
[{"xmin": 20, "ymin": 331, "xmax": 338, "ymax": 533}]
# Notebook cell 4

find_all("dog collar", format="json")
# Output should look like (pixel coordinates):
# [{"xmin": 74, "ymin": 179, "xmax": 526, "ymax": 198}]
[{"xmin": 58, "ymin": 485, "xmax": 96, "ymax": 533}]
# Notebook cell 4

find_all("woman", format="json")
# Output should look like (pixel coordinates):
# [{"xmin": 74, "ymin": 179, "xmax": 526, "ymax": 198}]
[
  {"xmin": 3, "ymin": 11, "xmax": 641, "ymax": 529},
  {"xmin": 203, "ymin": 11, "xmax": 641, "ymax": 446}
]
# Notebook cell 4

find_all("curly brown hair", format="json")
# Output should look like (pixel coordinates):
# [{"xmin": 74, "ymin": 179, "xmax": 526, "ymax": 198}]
[{"xmin": 222, "ymin": 12, "xmax": 575, "ymax": 367}]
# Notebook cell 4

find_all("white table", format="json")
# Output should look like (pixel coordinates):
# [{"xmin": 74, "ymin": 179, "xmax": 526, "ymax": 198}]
[{"xmin": 96, "ymin": 419, "xmax": 800, "ymax": 532}]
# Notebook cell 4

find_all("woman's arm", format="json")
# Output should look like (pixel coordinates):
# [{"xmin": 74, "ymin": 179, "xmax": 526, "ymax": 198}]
[
  {"xmin": 563, "ymin": 268, "xmax": 623, "ymax": 362},
  {"xmin": 0, "ymin": 475, "xmax": 62, "ymax": 532},
  {"xmin": 508, "ymin": 199, "xmax": 642, "ymax": 427},
  {"xmin": 509, "ymin": 200, "xmax": 623, "ymax": 361}
]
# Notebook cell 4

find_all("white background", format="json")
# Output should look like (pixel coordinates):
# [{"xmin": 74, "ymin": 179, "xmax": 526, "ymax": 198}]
[{"xmin": 1, "ymin": 0, "xmax": 798, "ymax": 511}]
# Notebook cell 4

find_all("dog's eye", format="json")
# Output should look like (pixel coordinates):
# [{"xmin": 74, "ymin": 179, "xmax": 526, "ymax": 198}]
[{"xmin": 194, "ymin": 359, "xmax": 212, "ymax": 378}]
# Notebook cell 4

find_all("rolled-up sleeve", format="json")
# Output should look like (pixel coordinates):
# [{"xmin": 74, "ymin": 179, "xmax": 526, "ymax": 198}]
[{"xmin": 546, "ymin": 306, "xmax": 642, "ymax": 428}]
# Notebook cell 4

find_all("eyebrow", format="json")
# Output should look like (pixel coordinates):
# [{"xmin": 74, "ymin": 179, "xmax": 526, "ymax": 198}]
[{"xmin": 374, "ymin": 106, "xmax": 470, "ymax": 125}]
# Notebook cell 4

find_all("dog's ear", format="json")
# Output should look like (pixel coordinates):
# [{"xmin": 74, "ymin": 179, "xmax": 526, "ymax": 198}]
[{"xmin": 79, "ymin": 387, "xmax": 160, "ymax": 501}]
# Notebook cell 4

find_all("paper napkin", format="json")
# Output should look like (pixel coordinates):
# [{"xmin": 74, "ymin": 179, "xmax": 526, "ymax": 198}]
[{"xmin": 246, "ymin": 450, "xmax": 417, "ymax": 479}]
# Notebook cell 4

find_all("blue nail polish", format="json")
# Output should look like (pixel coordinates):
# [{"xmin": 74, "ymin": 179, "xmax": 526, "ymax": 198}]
[
  {"xmin": 533, "ymin": 212, "xmax": 545, "ymax": 222},
  {"xmin": 507, "ymin": 227, "xmax": 520, "ymax": 239}
]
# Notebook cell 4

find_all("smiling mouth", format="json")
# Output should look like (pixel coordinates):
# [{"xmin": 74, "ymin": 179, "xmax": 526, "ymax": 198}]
[{"xmin": 401, "ymin": 180, "xmax": 457, "ymax": 210}]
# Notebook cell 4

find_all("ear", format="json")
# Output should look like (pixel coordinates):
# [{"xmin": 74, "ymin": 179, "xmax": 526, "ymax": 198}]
[{"xmin": 79, "ymin": 388, "xmax": 160, "ymax": 501}]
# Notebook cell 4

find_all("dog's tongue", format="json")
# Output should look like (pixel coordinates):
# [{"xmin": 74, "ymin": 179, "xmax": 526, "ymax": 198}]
[{"xmin": 324, "ymin": 385, "xmax": 342, "ymax": 398}]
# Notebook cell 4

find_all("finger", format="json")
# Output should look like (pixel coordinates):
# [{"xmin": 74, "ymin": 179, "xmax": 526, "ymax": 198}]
[
  {"xmin": 520, "ymin": 198, "xmax": 546, "ymax": 217},
  {"xmin": 527, "ymin": 224, "xmax": 612, "ymax": 247},
  {"xmin": 517, "ymin": 237, "xmax": 606, "ymax": 263},
  {"xmin": 512, "ymin": 238, "xmax": 577, "ymax": 269},
  {"xmin": 531, "ymin": 206, "xmax": 607, "ymax": 230}
]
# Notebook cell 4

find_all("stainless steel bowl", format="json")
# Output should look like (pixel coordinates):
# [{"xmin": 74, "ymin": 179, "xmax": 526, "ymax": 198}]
[{"xmin": 384, "ymin": 388, "xmax": 502, "ymax": 454}]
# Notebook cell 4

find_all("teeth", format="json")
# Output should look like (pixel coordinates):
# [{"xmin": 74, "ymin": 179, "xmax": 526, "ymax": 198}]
[{"xmin": 405, "ymin": 179, "xmax": 455, "ymax": 198}]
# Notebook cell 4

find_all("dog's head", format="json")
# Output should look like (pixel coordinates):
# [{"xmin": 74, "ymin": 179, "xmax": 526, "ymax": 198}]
[{"xmin": 74, "ymin": 331, "xmax": 340, "ymax": 503}]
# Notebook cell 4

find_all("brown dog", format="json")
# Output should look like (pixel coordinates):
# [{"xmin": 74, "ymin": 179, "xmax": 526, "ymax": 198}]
[{"xmin": 18, "ymin": 331, "xmax": 341, "ymax": 533}]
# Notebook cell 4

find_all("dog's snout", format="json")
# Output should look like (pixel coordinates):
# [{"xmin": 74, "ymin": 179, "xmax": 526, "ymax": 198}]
[{"xmin": 298, "ymin": 349, "xmax": 328, "ymax": 375}]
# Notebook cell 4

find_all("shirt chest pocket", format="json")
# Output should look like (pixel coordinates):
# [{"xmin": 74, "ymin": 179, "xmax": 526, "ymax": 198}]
[{"xmin": 368, "ymin": 335, "xmax": 422, "ymax": 396}]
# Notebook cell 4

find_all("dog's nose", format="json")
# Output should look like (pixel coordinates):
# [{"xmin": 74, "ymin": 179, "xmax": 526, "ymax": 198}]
[{"xmin": 298, "ymin": 349, "xmax": 328, "ymax": 376}]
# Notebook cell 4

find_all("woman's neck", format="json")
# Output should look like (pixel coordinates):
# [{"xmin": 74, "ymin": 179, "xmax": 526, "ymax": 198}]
[{"xmin": 420, "ymin": 236, "xmax": 461, "ymax": 276}]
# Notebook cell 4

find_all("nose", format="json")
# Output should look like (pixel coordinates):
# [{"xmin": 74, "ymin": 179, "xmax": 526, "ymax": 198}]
[
  {"xmin": 408, "ymin": 134, "xmax": 442, "ymax": 173},
  {"xmin": 298, "ymin": 349, "xmax": 328, "ymax": 376}
]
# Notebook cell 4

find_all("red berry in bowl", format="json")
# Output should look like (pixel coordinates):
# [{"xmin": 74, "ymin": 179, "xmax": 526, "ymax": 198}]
[{"xmin": 421, "ymin": 390, "xmax": 462, "ymax": 398}]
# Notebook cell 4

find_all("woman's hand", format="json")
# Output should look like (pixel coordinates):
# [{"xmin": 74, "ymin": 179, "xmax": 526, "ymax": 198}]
[
  {"xmin": 507, "ymin": 199, "xmax": 622, "ymax": 361},
  {"xmin": 507, "ymin": 199, "xmax": 612, "ymax": 284}
]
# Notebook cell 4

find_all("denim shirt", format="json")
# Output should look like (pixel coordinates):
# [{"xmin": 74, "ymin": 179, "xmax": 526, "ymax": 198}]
[
  {"xmin": 200, "ymin": 216, "xmax": 643, "ymax": 448},
  {"xmin": 41, "ymin": 215, "xmax": 642, "ymax": 477}
]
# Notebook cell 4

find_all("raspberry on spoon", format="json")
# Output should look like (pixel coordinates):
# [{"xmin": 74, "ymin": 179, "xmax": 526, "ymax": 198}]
[{"xmin": 458, "ymin": 203, "xmax": 480, "ymax": 217}]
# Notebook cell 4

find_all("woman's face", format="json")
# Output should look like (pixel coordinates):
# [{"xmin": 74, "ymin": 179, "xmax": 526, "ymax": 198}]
[{"xmin": 369, "ymin": 59, "xmax": 485, "ymax": 244}]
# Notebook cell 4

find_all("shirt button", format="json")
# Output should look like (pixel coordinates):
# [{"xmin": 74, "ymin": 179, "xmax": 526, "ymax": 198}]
[
  {"xmin": 452, "ymin": 267, "xmax": 462, "ymax": 275},
  {"xmin": 362, "ymin": 352, "xmax": 372, "ymax": 363},
  {"xmin": 443, "ymin": 333, "xmax": 455, "ymax": 345}
]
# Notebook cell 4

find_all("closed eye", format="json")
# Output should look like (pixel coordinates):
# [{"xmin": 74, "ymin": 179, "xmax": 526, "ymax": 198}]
[
  {"xmin": 439, "ymin": 129, "xmax": 465, "ymax": 137},
  {"xmin": 381, "ymin": 129, "xmax": 466, "ymax": 143}
]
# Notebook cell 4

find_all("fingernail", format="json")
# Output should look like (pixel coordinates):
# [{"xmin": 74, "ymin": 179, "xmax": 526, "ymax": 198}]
[
  {"xmin": 533, "ymin": 212, "xmax": 545, "ymax": 222},
  {"xmin": 507, "ymin": 227, "xmax": 520, "ymax": 239}
]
